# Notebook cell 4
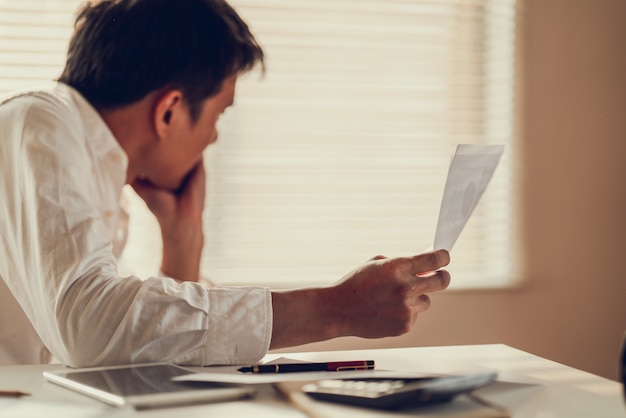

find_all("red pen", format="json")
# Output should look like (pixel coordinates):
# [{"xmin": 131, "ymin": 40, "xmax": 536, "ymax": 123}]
[{"xmin": 238, "ymin": 360, "xmax": 375, "ymax": 374}]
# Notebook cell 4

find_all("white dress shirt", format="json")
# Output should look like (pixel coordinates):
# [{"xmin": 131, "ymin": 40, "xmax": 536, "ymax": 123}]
[{"xmin": 0, "ymin": 83, "xmax": 272, "ymax": 367}]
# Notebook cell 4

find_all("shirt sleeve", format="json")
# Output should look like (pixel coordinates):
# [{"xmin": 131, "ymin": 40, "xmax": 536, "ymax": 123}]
[
  {"xmin": 57, "ymin": 269, "xmax": 272, "ymax": 367},
  {"xmin": 0, "ymin": 90, "xmax": 273, "ymax": 368}
]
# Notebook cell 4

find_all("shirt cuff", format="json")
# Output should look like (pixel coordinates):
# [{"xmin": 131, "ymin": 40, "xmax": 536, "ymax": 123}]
[{"xmin": 204, "ymin": 286, "xmax": 272, "ymax": 365}]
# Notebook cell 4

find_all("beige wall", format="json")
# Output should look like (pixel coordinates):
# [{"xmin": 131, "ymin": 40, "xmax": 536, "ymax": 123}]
[{"xmin": 274, "ymin": 0, "xmax": 626, "ymax": 381}]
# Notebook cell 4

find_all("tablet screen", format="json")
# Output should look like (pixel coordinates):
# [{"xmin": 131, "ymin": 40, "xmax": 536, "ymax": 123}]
[{"xmin": 44, "ymin": 364, "xmax": 255, "ymax": 408}]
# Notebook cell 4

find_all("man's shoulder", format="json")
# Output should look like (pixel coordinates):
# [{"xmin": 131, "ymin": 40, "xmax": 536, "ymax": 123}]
[
  {"xmin": 1, "ymin": 83, "xmax": 77, "ymax": 118},
  {"xmin": 0, "ymin": 84, "xmax": 91, "ymax": 161},
  {"xmin": 0, "ymin": 83, "xmax": 87, "ymax": 146}
]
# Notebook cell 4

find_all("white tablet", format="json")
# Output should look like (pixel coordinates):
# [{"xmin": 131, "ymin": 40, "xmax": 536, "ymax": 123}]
[{"xmin": 43, "ymin": 363, "xmax": 256, "ymax": 409}]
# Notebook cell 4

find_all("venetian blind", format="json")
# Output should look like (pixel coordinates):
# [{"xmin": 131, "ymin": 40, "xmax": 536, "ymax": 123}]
[{"xmin": 0, "ymin": 0, "xmax": 520, "ymax": 289}]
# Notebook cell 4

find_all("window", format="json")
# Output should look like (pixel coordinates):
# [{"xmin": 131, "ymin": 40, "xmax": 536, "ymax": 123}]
[{"xmin": 0, "ymin": 0, "xmax": 520, "ymax": 289}]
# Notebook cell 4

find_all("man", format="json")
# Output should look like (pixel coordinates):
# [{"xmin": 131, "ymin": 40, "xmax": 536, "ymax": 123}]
[{"xmin": 0, "ymin": 0, "xmax": 450, "ymax": 367}]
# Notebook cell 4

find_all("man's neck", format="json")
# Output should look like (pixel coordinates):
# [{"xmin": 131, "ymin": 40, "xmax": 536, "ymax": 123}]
[{"xmin": 98, "ymin": 94, "xmax": 159, "ymax": 185}]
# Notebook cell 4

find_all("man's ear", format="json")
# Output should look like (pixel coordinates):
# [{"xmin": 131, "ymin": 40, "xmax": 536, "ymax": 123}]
[{"xmin": 153, "ymin": 89, "xmax": 183, "ymax": 139}]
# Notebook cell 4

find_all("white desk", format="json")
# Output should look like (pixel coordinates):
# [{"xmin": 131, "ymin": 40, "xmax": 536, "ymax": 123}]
[{"xmin": 0, "ymin": 344, "xmax": 624, "ymax": 417}]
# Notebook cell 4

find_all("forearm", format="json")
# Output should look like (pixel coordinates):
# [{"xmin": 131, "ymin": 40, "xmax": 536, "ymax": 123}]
[
  {"xmin": 270, "ymin": 286, "xmax": 344, "ymax": 350},
  {"xmin": 160, "ymin": 220, "xmax": 204, "ymax": 282}
]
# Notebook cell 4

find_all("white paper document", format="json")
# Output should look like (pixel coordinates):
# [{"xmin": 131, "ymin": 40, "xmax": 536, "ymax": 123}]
[
  {"xmin": 173, "ymin": 369, "xmax": 432, "ymax": 385},
  {"xmin": 433, "ymin": 144, "xmax": 504, "ymax": 251}
]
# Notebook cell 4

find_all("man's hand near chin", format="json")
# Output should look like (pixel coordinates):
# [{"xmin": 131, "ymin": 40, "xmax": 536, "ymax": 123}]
[{"xmin": 131, "ymin": 161, "xmax": 206, "ymax": 282}]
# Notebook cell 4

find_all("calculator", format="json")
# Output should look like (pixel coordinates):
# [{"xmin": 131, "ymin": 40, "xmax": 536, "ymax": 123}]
[{"xmin": 301, "ymin": 371, "xmax": 497, "ymax": 410}]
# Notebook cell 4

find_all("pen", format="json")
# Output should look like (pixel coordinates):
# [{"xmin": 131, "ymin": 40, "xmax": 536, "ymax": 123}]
[
  {"xmin": 0, "ymin": 390, "xmax": 30, "ymax": 398},
  {"xmin": 238, "ymin": 360, "xmax": 375, "ymax": 374}
]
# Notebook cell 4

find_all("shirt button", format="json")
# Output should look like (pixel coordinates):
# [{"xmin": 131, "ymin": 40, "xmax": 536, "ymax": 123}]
[
  {"xmin": 104, "ymin": 210, "xmax": 114, "ymax": 219},
  {"xmin": 112, "ymin": 153, "xmax": 122, "ymax": 164}
]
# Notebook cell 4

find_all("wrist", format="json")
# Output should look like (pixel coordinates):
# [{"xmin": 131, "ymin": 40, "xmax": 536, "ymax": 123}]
[
  {"xmin": 270, "ymin": 285, "xmax": 345, "ymax": 350},
  {"xmin": 160, "ymin": 225, "xmax": 204, "ymax": 282},
  {"xmin": 314, "ymin": 285, "xmax": 347, "ymax": 340}
]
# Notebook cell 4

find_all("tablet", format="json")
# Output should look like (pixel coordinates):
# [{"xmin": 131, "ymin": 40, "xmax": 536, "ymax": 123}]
[{"xmin": 43, "ymin": 363, "xmax": 256, "ymax": 409}]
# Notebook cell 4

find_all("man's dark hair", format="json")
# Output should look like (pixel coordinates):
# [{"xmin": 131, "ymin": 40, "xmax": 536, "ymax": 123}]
[{"xmin": 58, "ymin": 0, "xmax": 264, "ymax": 121}]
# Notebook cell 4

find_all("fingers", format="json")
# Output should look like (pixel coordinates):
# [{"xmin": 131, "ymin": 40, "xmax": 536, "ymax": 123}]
[
  {"xmin": 178, "ymin": 160, "xmax": 206, "ymax": 198},
  {"xmin": 392, "ymin": 250, "xmax": 451, "ymax": 305},
  {"xmin": 394, "ymin": 250, "xmax": 451, "ymax": 293},
  {"xmin": 379, "ymin": 250, "xmax": 450, "ymax": 291},
  {"xmin": 176, "ymin": 161, "xmax": 206, "ymax": 218},
  {"xmin": 411, "ymin": 269, "xmax": 451, "ymax": 294},
  {"xmin": 389, "ymin": 295, "xmax": 432, "ymax": 336},
  {"xmin": 409, "ymin": 293, "xmax": 431, "ymax": 310},
  {"xmin": 365, "ymin": 250, "xmax": 450, "ymax": 293},
  {"xmin": 410, "ymin": 249, "xmax": 450, "ymax": 274}
]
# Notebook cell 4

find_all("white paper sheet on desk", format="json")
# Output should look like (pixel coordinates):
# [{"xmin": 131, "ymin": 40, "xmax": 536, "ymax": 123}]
[
  {"xmin": 173, "ymin": 369, "xmax": 434, "ymax": 385},
  {"xmin": 434, "ymin": 144, "xmax": 504, "ymax": 251}
]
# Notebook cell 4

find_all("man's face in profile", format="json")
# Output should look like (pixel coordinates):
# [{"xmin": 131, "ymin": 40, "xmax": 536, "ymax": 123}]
[{"xmin": 145, "ymin": 75, "xmax": 237, "ymax": 192}]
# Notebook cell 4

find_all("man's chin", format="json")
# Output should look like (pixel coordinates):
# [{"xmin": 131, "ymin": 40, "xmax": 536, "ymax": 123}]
[{"xmin": 137, "ymin": 176, "xmax": 183, "ymax": 194}]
